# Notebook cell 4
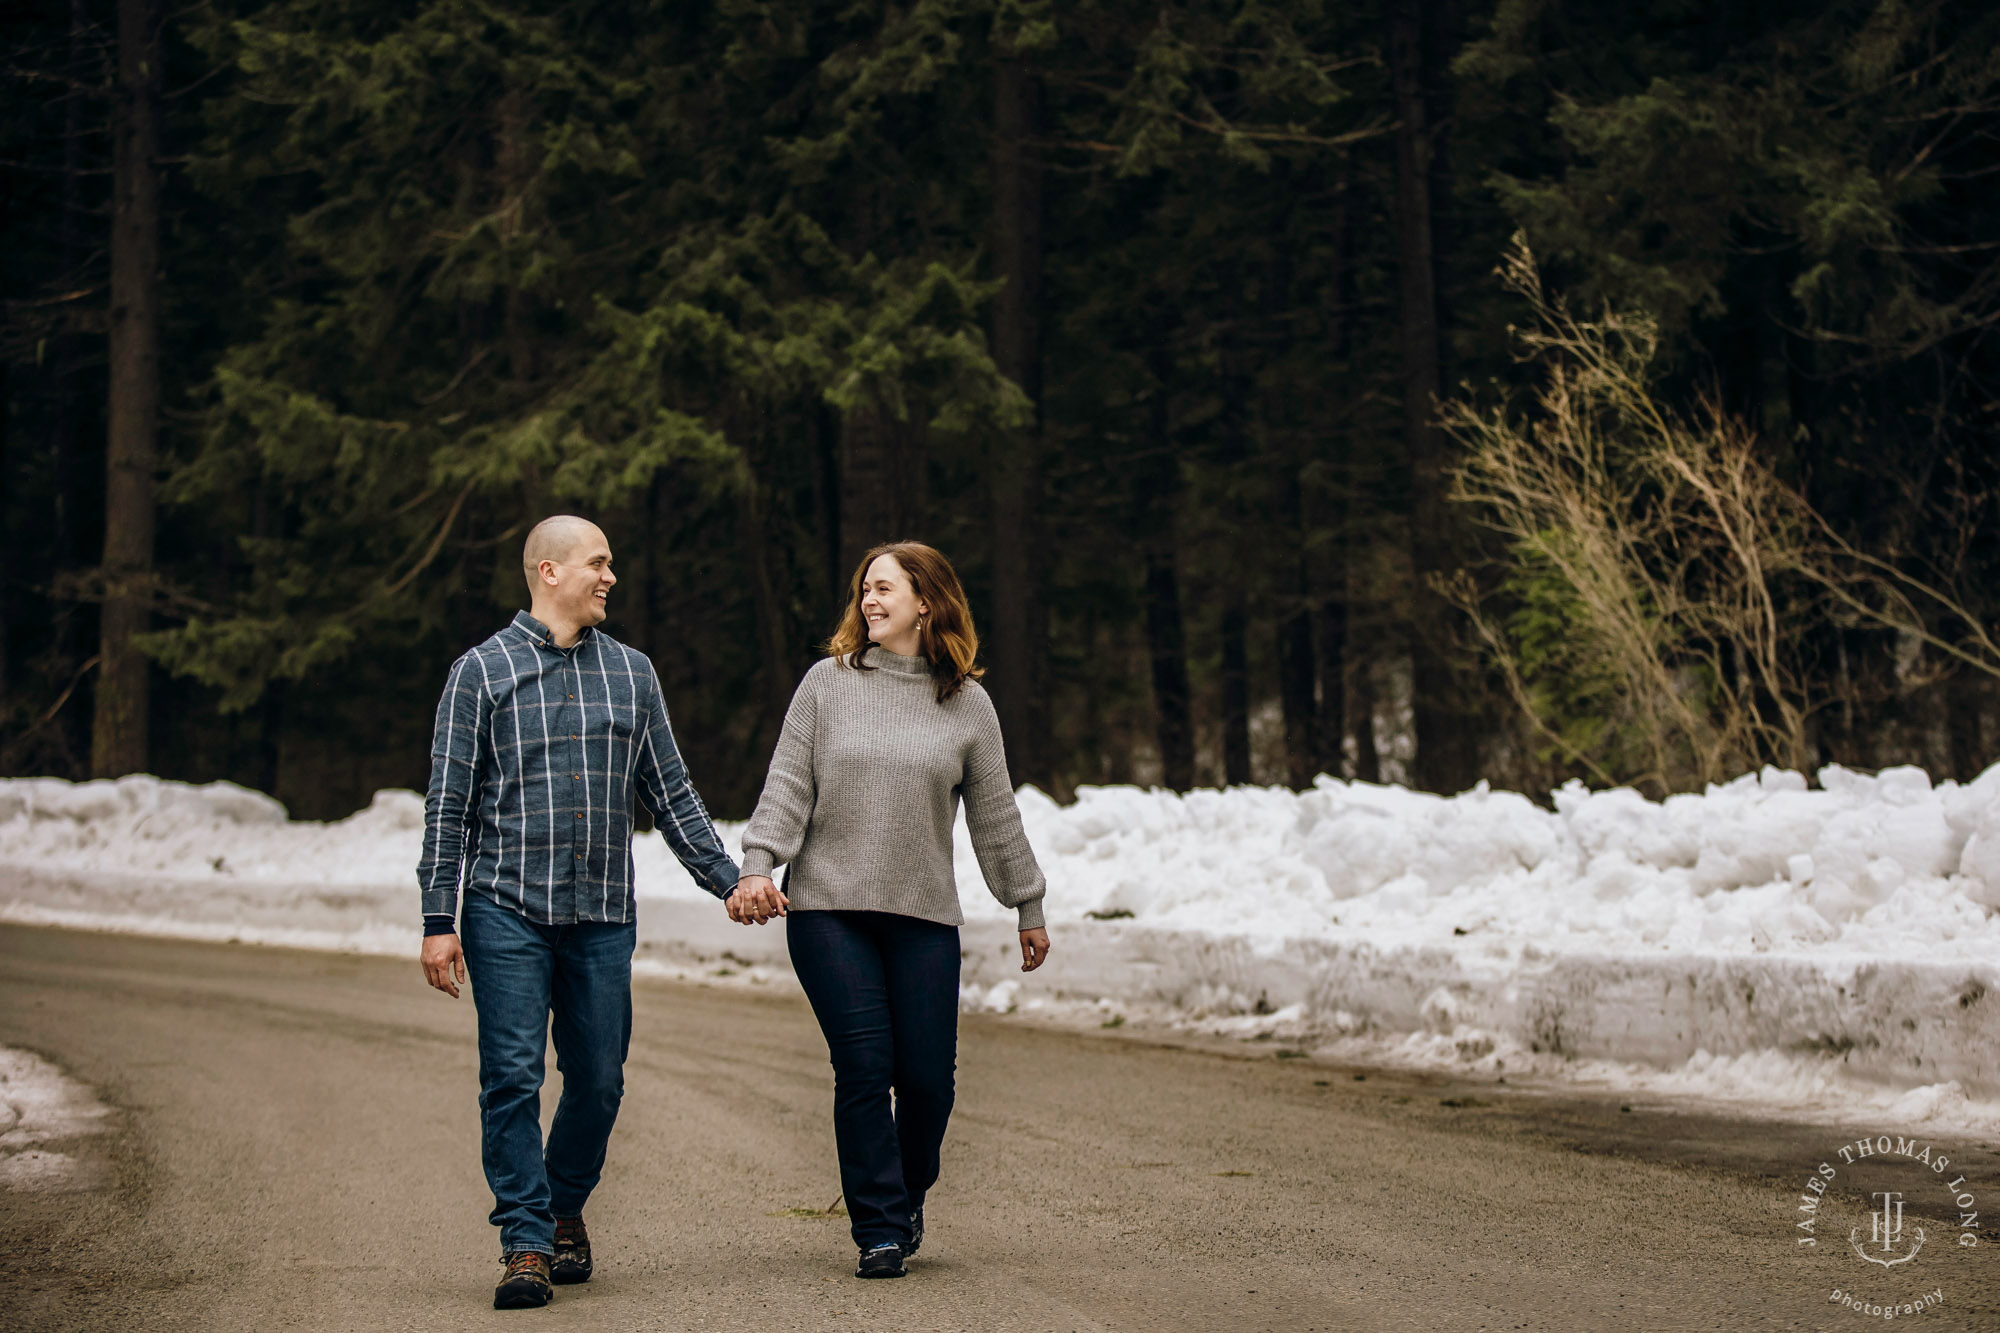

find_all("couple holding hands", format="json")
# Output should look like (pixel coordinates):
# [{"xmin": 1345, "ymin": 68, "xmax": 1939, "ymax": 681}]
[{"xmin": 416, "ymin": 516, "xmax": 1050, "ymax": 1309}]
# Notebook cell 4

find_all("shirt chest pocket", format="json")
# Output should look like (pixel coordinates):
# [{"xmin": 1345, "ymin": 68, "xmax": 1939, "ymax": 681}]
[{"xmin": 567, "ymin": 681, "xmax": 638, "ymax": 742}]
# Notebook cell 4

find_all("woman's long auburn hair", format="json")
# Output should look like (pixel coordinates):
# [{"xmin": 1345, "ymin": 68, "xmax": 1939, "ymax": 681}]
[{"xmin": 826, "ymin": 541, "xmax": 984, "ymax": 703}]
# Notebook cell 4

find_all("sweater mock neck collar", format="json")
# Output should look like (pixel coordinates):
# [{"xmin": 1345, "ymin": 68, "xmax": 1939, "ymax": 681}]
[{"xmin": 860, "ymin": 644, "xmax": 934, "ymax": 677}]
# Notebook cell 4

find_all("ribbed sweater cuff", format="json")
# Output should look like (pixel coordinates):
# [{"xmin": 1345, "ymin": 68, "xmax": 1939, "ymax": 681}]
[
  {"xmin": 1014, "ymin": 898, "xmax": 1046, "ymax": 933},
  {"xmin": 423, "ymin": 914, "xmax": 457, "ymax": 937},
  {"xmin": 739, "ymin": 848, "xmax": 777, "ymax": 880}
]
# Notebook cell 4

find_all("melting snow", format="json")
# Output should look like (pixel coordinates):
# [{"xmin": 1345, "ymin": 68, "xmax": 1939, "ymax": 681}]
[{"xmin": 4, "ymin": 767, "xmax": 1999, "ymax": 1131}]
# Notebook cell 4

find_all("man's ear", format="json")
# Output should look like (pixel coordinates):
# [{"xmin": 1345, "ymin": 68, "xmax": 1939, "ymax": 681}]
[{"xmin": 540, "ymin": 560, "xmax": 560, "ymax": 587}]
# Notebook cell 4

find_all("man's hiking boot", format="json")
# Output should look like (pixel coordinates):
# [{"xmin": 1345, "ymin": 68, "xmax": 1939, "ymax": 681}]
[
  {"xmin": 494, "ymin": 1251, "xmax": 554, "ymax": 1309},
  {"xmin": 551, "ymin": 1215, "xmax": 593, "ymax": 1285},
  {"xmin": 856, "ymin": 1242, "xmax": 907, "ymax": 1279}
]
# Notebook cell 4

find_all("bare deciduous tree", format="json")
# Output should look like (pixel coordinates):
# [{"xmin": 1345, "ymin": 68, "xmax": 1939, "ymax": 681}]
[{"xmin": 1441, "ymin": 237, "xmax": 1999, "ymax": 794}]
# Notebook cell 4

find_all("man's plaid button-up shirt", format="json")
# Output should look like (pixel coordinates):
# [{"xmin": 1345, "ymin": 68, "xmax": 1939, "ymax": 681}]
[{"xmin": 418, "ymin": 611, "xmax": 739, "ymax": 926}]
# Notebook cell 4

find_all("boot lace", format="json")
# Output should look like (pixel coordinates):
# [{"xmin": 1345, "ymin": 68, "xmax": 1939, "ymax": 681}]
[{"xmin": 504, "ymin": 1252, "xmax": 549, "ymax": 1281}]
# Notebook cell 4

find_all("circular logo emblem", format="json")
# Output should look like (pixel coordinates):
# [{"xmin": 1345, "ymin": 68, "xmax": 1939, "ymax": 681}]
[{"xmin": 1791, "ymin": 1133, "xmax": 1980, "ymax": 1319}]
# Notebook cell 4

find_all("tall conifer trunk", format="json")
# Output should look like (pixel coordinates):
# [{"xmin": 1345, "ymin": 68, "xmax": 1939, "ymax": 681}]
[
  {"xmin": 1278, "ymin": 480, "xmax": 1320, "ymax": 788},
  {"xmin": 988, "ymin": 52, "xmax": 1049, "ymax": 788},
  {"xmin": 1144, "ymin": 544, "xmax": 1193, "ymax": 792},
  {"xmin": 1266, "ymin": 174, "xmax": 1325, "ymax": 790},
  {"xmin": 1140, "ymin": 350, "xmax": 1193, "ymax": 791},
  {"xmin": 494, "ymin": 86, "xmax": 536, "ymax": 388},
  {"xmin": 814, "ymin": 402, "xmax": 845, "ymax": 610},
  {"xmin": 94, "ymin": 0, "xmax": 162, "ymax": 777},
  {"xmin": 736, "ymin": 412, "xmax": 797, "ymax": 723},
  {"xmin": 18, "ymin": 0, "xmax": 99, "ymax": 733},
  {"xmin": 740, "ymin": 480, "xmax": 794, "ymax": 723},
  {"xmin": 1276, "ymin": 425, "xmax": 1325, "ymax": 788},
  {"xmin": 1289, "ymin": 425, "xmax": 1340, "ymax": 786},
  {"xmin": 1221, "ymin": 601, "xmax": 1251, "ymax": 784},
  {"xmin": 1388, "ymin": 0, "xmax": 1474, "ymax": 794},
  {"xmin": 1349, "ymin": 648, "xmax": 1380, "ymax": 782},
  {"xmin": 838, "ymin": 409, "xmax": 927, "ymax": 578},
  {"xmin": 1308, "ymin": 170, "xmax": 1356, "ymax": 785},
  {"xmin": 1308, "ymin": 583, "xmax": 1347, "ymax": 778}
]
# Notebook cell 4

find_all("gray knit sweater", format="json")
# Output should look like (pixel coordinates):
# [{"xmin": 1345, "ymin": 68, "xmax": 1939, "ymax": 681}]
[{"xmin": 738, "ymin": 649, "xmax": 1047, "ymax": 931}]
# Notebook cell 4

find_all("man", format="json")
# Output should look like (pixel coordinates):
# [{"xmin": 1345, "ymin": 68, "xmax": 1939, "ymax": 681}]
[{"xmin": 418, "ymin": 515, "xmax": 740, "ymax": 1309}]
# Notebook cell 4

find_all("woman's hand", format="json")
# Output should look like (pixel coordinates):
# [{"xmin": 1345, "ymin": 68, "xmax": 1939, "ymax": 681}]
[
  {"xmin": 728, "ymin": 875, "xmax": 789, "ymax": 925},
  {"xmin": 1019, "ymin": 928, "xmax": 1051, "ymax": 972}
]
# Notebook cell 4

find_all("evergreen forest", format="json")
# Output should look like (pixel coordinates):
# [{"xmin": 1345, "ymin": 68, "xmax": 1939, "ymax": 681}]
[{"xmin": 4, "ymin": 0, "xmax": 1999, "ymax": 820}]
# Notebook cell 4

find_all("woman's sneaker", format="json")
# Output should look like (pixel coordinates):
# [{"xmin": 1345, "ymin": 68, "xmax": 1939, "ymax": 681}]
[
  {"xmin": 551, "ymin": 1215, "xmax": 593, "ymax": 1284},
  {"xmin": 494, "ymin": 1251, "xmax": 554, "ymax": 1309},
  {"xmin": 856, "ymin": 1243, "xmax": 907, "ymax": 1279}
]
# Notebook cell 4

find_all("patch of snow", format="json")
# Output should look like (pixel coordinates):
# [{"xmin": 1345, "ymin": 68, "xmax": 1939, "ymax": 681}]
[
  {"xmin": 952, "ymin": 766, "xmax": 2000, "ymax": 963},
  {"xmin": 6, "ymin": 766, "xmax": 2000, "ymax": 1131},
  {"xmin": 0, "ymin": 1046, "xmax": 111, "ymax": 1192}
]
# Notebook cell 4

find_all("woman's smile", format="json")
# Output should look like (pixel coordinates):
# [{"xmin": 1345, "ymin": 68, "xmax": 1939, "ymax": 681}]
[{"xmin": 860, "ymin": 555, "xmax": 926, "ymax": 652}]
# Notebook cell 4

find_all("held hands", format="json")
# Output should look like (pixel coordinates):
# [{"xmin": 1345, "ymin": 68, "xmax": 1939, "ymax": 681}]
[
  {"xmin": 1019, "ymin": 928, "xmax": 1051, "ymax": 972},
  {"xmin": 422, "ymin": 932, "xmax": 467, "ymax": 998},
  {"xmin": 725, "ymin": 876, "xmax": 1042, "ymax": 969},
  {"xmin": 728, "ymin": 874, "xmax": 790, "ymax": 925}
]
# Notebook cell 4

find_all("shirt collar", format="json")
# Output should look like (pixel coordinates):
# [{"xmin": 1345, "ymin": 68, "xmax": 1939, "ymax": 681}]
[{"xmin": 511, "ymin": 609, "xmax": 591, "ymax": 653}]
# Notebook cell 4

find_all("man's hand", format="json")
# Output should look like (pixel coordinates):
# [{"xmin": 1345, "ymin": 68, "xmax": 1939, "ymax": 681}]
[
  {"xmin": 1020, "ymin": 928, "xmax": 1051, "ymax": 972},
  {"xmin": 422, "ymin": 932, "xmax": 467, "ymax": 998},
  {"xmin": 728, "ymin": 875, "xmax": 790, "ymax": 925}
]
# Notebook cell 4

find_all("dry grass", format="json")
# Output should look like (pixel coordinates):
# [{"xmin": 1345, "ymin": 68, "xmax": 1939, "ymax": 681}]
[{"xmin": 1440, "ymin": 236, "xmax": 1998, "ymax": 793}]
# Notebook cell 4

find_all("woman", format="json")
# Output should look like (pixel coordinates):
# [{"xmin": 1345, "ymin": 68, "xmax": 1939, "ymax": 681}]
[{"xmin": 728, "ymin": 540, "xmax": 1051, "ymax": 1279}]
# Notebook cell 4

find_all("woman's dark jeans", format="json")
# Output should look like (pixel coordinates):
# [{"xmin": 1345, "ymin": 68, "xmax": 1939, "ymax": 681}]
[
  {"xmin": 461, "ymin": 889, "xmax": 635, "ymax": 1257},
  {"xmin": 787, "ymin": 909, "xmax": 961, "ymax": 1251}
]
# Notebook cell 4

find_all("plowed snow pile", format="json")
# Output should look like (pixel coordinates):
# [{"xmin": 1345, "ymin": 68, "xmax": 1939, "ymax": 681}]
[
  {"xmin": 964, "ymin": 764, "xmax": 2000, "ymax": 955},
  {"xmin": 4, "ymin": 765, "xmax": 1998, "ymax": 1129}
]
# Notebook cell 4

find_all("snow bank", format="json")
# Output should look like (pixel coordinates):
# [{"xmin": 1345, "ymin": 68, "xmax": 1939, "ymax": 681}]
[
  {"xmin": 0, "ymin": 776, "xmax": 727, "ymax": 952},
  {"xmin": 960, "ymin": 763, "xmax": 2000, "ymax": 960},
  {"xmin": 4, "ymin": 767, "xmax": 2000, "ymax": 1129}
]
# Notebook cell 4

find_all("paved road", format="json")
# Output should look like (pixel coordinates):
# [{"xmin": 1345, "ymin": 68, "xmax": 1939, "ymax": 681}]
[{"xmin": 1, "ymin": 924, "xmax": 1996, "ymax": 1332}]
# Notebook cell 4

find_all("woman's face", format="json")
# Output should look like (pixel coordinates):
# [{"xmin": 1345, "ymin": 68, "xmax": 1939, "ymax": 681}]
[{"xmin": 860, "ymin": 554, "xmax": 929, "ymax": 651}]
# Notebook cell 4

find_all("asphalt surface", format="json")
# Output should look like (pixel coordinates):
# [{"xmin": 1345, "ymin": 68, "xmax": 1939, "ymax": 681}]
[{"xmin": 2, "ymin": 923, "xmax": 1996, "ymax": 1332}]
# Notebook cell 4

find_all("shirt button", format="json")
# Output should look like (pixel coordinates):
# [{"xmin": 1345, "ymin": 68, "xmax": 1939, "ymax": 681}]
[
  {"xmin": 568, "ymin": 694, "xmax": 575, "ymax": 699},
  {"xmin": 572, "ymin": 774, "xmax": 581, "ymax": 780},
  {"xmin": 575, "ymin": 813, "xmax": 583, "ymax": 819}
]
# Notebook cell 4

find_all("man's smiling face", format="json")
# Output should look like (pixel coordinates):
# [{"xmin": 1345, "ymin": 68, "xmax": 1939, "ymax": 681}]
[{"xmin": 546, "ymin": 526, "xmax": 616, "ymax": 628}]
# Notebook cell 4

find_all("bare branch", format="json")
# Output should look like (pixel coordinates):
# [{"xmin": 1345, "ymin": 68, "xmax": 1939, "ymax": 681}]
[{"xmin": 1439, "ymin": 235, "xmax": 1997, "ymax": 792}]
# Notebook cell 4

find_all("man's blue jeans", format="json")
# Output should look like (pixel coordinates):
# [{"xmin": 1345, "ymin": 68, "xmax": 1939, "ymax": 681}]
[
  {"xmin": 786, "ymin": 909, "xmax": 960, "ymax": 1251},
  {"xmin": 461, "ymin": 890, "xmax": 635, "ymax": 1257}
]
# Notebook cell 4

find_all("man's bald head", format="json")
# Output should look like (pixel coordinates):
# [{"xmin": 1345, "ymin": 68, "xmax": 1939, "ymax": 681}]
[{"xmin": 522, "ymin": 515, "xmax": 605, "ymax": 591}]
